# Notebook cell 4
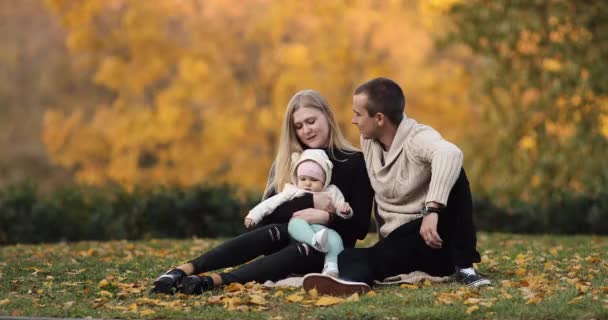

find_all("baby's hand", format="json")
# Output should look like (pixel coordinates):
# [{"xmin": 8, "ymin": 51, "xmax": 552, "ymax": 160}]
[
  {"xmin": 338, "ymin": 202, "xmax": 352, "ymax": 213},
  {"xmin": 244, "ymin": 217, "xmax": 256, "ymax": 228}
]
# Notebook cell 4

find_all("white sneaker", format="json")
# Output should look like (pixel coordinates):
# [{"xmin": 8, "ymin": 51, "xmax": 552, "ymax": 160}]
[
  {"xmin": 322, "ymin": 263, "xmax": 339, "ymax": 278},
  {"xmin": 311, "ymin": 229, "xmax": 329, "ymax": 253}
]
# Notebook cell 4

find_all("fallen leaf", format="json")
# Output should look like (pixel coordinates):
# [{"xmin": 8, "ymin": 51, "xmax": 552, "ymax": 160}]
[
  {"xmin": 307, "ymin": 288, "xmax": 318, "ymax": 299},
  {"xmin": 466, "ymin": 305, "xmax": 479, "ymax": 314},
  {"xmin": 400, "ymin": 284, "xmax": 419, "ymax": 289},
  {"xmin": 0, "ymin": 299, "xmax": 9, "ymax": 306},
  {"xmin": 98, "ymin": 279, "xmax": 110, "ymax": 288},
  {"xmin": 225, "ymin": 282, "xmax": 245, "ymax": 293},
  {"xmin": 248, "ymin": 294, "xmax": 267, "ymax": 305},
  {"xmin": 98, "ymin": 290, "xmax": 113, "ymax": 297},
  {"xmin": 286, "ymin": 294, "xmax": 304, "ymax": 302},
  {"xmin": 569, "ymin": 296, "xmax": 584, "ymax": 304},
  {"xmin": 63, "ymin": 301, "xmax": 75, "ymax": 309},
  {"xmin": 140, "ymin": 308, "xmax": 156, "ymax": 316},
  {"xmin": 346, "ymin": 293, "xmax": 360, "ymax": 302},
  {"xmin": 315, "ymin": 296, "xmax": 345, "ymax": 306}
]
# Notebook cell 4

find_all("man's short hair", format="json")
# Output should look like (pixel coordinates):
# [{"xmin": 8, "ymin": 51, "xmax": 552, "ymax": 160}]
[{"xmin": 354, "ymin": 77, "xmax": 405, "ymax": 126}]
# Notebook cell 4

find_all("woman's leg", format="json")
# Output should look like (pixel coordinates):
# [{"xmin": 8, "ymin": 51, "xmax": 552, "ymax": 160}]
[
  {"xmin": 152, "ymin": 224, "xmax": 289, "ymax": 294},
  {"xmin": 220, "ymin": 241, "xmax": 325, "ymax": 285},
  {"xmin": 187, "ymin": 223, "xmax": 289, "ymax": 274}
]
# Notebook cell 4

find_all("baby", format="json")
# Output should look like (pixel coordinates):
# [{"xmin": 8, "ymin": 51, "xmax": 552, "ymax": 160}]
[{"xmin": 245, "ymin": 149, "xmax": 352, "ymax": 277}]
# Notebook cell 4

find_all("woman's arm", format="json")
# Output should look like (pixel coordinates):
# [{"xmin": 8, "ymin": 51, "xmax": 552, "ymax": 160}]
[
  {"xmin": 330, "ymin": 153, "xmax": 374, "ymax": 247},
  {"xmin": 291, "ymin": 208, "xmax": 331, "ymax": 224}
]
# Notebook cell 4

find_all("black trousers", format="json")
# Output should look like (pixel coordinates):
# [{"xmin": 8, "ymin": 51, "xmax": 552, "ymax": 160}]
[
  {"xmin": 339, "ymin": 169, "xmax": 481, "ymax": 285},
  {"xmin": 188, "ymin": 223, "xmax": 324, "ymax": 284}
]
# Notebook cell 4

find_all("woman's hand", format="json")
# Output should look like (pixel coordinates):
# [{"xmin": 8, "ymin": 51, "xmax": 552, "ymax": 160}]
[
  {"xmin": 313, "ymin": 192, "xmax": 336, "ymax": 213},
  {"xmin": 292, "ymin": 208, "xmax": 330, "ymax": 224}
]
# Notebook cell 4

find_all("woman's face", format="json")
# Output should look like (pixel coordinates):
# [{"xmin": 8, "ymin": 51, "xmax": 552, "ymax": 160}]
[{"xmin": 292, "ymin": 107, "xmax": 331, "ymax": 149}]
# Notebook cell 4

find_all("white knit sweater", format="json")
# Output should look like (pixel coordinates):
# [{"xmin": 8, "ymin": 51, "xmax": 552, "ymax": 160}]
[{"xmin": 361, "ymin": 117, "xmax": 463, "ymax": 239}]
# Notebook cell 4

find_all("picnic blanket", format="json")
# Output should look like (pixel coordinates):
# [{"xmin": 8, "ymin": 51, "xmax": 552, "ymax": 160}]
[{"xmin": 263, "ymin": 271, "xmax": 450, "ymax": 288}]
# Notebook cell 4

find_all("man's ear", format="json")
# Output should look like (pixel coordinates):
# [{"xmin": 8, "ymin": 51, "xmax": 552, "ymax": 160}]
[{"xmin": 375, "ymin": 112, "xmax": 385, "ymax": 126}]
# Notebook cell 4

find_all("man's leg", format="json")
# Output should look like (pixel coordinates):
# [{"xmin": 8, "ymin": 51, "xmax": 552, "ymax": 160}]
[
  {"xmin": 440, "ymin": 169, "xmax": 489, "ymax": 287},
  {"xmin": 304, "ymin": 219, "xmax": 452, "ymax": 296}
]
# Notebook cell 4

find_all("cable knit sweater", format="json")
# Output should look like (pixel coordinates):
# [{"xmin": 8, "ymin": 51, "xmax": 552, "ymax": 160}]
[{"xmin": 361, "ymin": 117, "xmax": 463, "ymax": 239}]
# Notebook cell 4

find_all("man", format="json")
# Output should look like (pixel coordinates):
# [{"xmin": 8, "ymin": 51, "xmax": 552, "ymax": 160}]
[{"xmin": 303, "ymin": 77, "xmax": 490, "ymax": 295}]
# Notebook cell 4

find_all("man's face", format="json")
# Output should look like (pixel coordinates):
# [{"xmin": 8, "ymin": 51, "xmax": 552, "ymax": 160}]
[{"xmin": 351, "ymin": 94, "xmax": 379, "ymax": 139}]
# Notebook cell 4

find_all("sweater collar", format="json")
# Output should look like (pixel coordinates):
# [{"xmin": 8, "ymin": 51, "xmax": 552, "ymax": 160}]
[{"xmin": 371, "ymin": 116, "xmax": 417, "ymax": 168}]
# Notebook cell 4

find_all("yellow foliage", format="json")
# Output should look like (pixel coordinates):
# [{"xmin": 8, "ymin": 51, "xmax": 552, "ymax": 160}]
[{"xmin": 42, "ymin": 0, "xmax": 476, "ymax": 191}]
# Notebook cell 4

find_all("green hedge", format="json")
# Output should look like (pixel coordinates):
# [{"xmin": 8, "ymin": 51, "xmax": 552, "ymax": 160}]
[
  {"xmin": 1, "ymin": 182, "xmax": 607, "ymax": 244},
  {"xmin": 0, "ymin": 182, "xmax": 257, "ymax": 245},
  {"xmin": 474, "ymin": 192, "xmax": 608, "ymax": 234}
]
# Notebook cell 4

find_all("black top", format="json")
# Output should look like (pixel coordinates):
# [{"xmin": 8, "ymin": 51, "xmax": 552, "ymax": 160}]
[{"xmin": 261, "ymin": 148, "xmax": 374, "ymax": 248}]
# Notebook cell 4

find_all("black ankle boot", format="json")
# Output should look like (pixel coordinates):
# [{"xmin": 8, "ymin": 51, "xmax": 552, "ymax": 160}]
[
  {"xmin": 150, "ymin": 268, "xmax": 186, "ymax": 295},
  {"xmin": 180, "ymin": 275, "xmax": 214, "ymax": 295}
]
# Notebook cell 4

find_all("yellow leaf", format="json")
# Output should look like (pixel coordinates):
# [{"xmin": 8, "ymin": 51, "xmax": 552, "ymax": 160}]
[
  {"xmin": 248, "ymin": 294, "xmax": 267, "ymax": 305},
  {"xmin": 224, "ymin": 297, "xmax": 241, "ymax": 310},
  {"xmin": 63, "ymin": 301, "xmax": 75, "ymax": 309},
  {"xmin": 464, "ymin": 298, "xmax": 481, "ymax": 304},
  {"xmin": 308, "ymin": 288, "xmax": 318, "ymax": 299},
  {"xmin": 128, "ymin": 303, "xmax": 138, "ymax": 311},
  {"xmin": 501, "ymin": 280, "xmax": 513, "ymax": 288},
  {"xmin": 526, "ymin": 296, "xmax": 543, "ymax": 304},
  {"xmin": 366, "ymin": 290, "xmax": 377, "ymax": 297},
  {"xmin": 400, "ymin": 283, "xmax": 419, "ymax": 289},
  {"xmin": 225, "ymin": 282, "xmax": 245, "ymax": 293},
  {"xmin": 569, "ymin": 296, "xmax": 584, "ymax": 304},
  {"xmin": 515, "ymin": 268, "xmax": 527, "ymax": 276},
  {"xmin": 286, "ymin": 294, "xmax": 304, "ymax": 302},
  {"xmin": 0, "ymin": 299, "xmax": 10, "ymax": 306},
  {"xmin": 542, "ymin": 58, "xmax": 563, "ymax": 72},
  {"xmin": 423, "ymin": 279, "xmax": 432, "ymax": 286},
  {"xmin": 207, "ymin": 295, "xmax": 223, "ymax": 304},
  {"xmin": 315, "ymin": 296, "xmax": 346, "ymax": 306},
  {"xmin": 346, "ymin": 293, "xmax": 360, "ymax": 302},
  {"xmin": 466, "ymin": 305, "xmax": 479, "ymax": 314},
  {"xmin": 98, "ymin": 290, "xmax": 113, "ymax": 297},
  {"xmin": 98, "ymin": 279, "xmax": 110, "ymax": 288},
  {"xmin": 273, "ymin": 290, "xmax": 284, "ymax": 297},
  {"xmin": 140, "ymin": 308, "xmax": 156, "ymax": 316}
]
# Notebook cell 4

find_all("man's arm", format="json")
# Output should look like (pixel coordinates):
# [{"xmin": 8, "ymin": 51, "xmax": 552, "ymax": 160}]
[{"xmin": 409, "ymin": 128, "xmax": 463, "ymax": 206}]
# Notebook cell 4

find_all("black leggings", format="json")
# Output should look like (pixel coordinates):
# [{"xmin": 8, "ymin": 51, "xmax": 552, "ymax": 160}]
[
  {"xmin": 339, "ymin": 169, "xmax": 481, "ymax": 285},
  {"xmin": 188, "ymin": 223, "xmax": 324, "ymax": 284}
]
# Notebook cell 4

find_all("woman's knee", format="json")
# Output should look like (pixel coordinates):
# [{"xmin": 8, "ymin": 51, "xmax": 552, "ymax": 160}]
[{"xmin": 260, "ymin": 223, "xmax": 287, "ymax": 243}]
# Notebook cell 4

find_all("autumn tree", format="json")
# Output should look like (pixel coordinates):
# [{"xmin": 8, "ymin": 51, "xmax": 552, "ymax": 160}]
[
  {"xmin": 43, "ymin": 0, "xmax": 475, "ymax": 191},
  {"xmin": 444, "ymin": 0, "xmax": 608, "ymax": 202}
]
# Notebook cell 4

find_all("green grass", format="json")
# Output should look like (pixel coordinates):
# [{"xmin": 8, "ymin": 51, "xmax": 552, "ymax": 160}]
[{"xmin": 1, "ymin": 233, "xmax": 607, "ymax": 319}]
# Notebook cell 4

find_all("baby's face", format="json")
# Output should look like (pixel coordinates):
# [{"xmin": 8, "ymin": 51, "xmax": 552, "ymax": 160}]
[{"xmin": 296, "ymin": 175, "xmax": 324, "ymax": 192}]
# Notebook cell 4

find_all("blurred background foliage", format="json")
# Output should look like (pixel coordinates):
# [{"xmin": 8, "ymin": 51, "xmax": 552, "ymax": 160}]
[{"xmin": 1, "ymin": 0, "xmax": 607, "ymax": 242}]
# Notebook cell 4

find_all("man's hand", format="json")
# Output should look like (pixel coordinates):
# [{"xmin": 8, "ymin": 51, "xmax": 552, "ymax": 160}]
[
  {"xmin": 292, "ymin": 208, "xmax": 330, "ymax": 224},
  {"xmin": 313, "ymin": 192, "xmax": 336, "ymax": 213},
  {"xmin": 244, "ymin": 217, "xmax": 256, "ymax": 228},
  {"xmin": 420, "ymin": 212, "xmax": 442, "ymax": 249}
]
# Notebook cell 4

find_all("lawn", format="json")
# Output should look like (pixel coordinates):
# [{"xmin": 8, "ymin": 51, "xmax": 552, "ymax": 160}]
[{"xmin": 0, "ymin": 233, "xmax": 606, "ymax": 319}]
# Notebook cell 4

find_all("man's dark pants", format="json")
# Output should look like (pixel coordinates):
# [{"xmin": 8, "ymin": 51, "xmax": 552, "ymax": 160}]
[{"xmin": 338, "ymin": 169, "xmax": 481, "ymax": 285}]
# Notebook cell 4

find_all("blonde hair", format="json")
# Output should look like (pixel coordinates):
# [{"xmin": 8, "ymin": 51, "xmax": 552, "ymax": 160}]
[{"xmin": 263, "ymin": 89, "xmax": 358, "ymax": 199}]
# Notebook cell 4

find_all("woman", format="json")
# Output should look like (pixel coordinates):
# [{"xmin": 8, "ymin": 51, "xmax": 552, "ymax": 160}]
[{"xmin": 151, "ymin": 90, "xmax": 373, "ymax": 295}]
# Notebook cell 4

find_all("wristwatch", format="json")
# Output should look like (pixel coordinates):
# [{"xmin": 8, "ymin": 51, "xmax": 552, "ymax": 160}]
[{"xmin": 421, "ymin": 205, "xmax": 442, "ymax": 217}]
